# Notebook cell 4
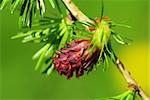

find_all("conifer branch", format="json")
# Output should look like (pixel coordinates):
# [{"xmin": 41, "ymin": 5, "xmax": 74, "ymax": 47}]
[
  {"xmin": 115, "ymin": 58, "xmax": 149, "ymax": 100},
  {"xmin": 62, "ymin": 0, "xmax": 149, "ymax": 99},
  {"xmin": 61, "ymin": 0, "xmax": 93, "ymax": 24}
]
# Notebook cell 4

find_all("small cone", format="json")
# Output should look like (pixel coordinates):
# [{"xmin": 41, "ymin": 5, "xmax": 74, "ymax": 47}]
[{"xmin": 53, "ymin": 40, "xmax": 100, "ymax": 79}]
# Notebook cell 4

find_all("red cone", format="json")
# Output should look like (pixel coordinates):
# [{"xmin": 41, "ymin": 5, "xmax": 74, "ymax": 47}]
[{"xmin": 53, "ymin": 40, "xmax": 100, "ymax": 79}]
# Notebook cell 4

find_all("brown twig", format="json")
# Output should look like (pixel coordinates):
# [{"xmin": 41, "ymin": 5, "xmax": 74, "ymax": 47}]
[
  {"xmin": 61, "ymin": 0, "xmax": 149, "ymax": 99},
  {"xmin": 61, "ymin": 0, "xmax": 93, "ymax": 24},
  {"xmin": 115, "ymin": 58, "xmax": 149, "ymax": 100}
]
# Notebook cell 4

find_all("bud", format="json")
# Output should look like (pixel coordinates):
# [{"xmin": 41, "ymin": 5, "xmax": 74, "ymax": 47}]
[{"xmin": 53, "ymin": 40, "xmax": 100, "ymax": 79}]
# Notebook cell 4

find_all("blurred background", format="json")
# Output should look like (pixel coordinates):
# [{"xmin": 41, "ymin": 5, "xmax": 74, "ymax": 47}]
[{"xmin": 0, "ymin": 0, "xmax": 149, "ymax": 100}]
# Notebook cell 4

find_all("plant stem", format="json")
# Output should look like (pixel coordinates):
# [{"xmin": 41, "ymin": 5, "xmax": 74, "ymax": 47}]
[
  {"xmin": 62, "ymin": 0, "xmax": 149, "ymax": 99},
  {"xmin": 61, "ymin": 0, "xmax": 93, "ymax": 24},
  {"xmin": 115, "ymin": 58, "xmax": 149, "ymax": 100}
]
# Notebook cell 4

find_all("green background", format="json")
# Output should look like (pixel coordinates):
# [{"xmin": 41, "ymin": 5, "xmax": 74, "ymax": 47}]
[{"xmin": 0, "ymin": 0, "xmax": 149, "ymax": 100}]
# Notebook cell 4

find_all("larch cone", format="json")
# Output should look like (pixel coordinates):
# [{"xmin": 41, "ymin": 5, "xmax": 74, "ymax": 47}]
[{"xmin": 53, "ymin": 40, "xmax": 100, "ymax": 79}]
